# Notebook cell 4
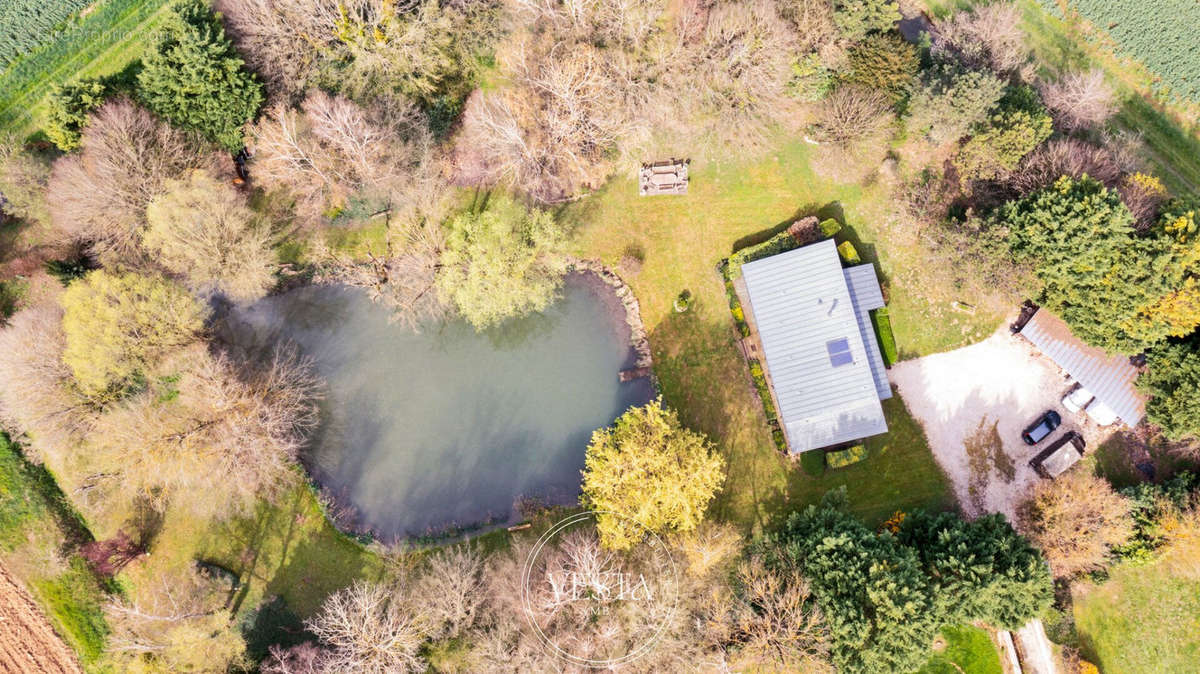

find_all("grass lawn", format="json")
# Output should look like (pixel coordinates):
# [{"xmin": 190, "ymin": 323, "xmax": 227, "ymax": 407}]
[
  {"xmin": 566, "ymin": 140, "xmax": 959, "ymax": 531},
  {"xmin": 143, "ymin": 480, "xmax": 388, "ymax": 622},
  {"xmin": 915, "ymin": 625, "xmax": 1004, "ymax": 674},
  {"xmin": 1073, "ymin": 531, "xmax": 1200, "ymax": 673}
]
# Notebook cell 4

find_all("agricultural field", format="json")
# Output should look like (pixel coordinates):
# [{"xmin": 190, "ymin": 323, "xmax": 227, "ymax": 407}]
[
  {"xmin": 0, "ymin": 0, "xmax": 92, "ymax": 67},
  {"xmin": 1038, "ymin": 0, "xmax": 1200, "ymax": 104},
  {"xmin": 924, "ymin": 0, "xmax": 1200, "ymax": 200},
  {"xmin": 0, "ymin": 0, "xmax": 176, "ymax": 137}
]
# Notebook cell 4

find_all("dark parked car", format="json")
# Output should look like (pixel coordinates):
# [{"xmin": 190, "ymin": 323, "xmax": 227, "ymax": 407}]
[
  {"xmin": 1021, "ymin": 410, "xmax": 1062, "ymax": 445},
  {"xmin": 1029, "ymin": 431, "xmax": 1085, "ymax": 479}
]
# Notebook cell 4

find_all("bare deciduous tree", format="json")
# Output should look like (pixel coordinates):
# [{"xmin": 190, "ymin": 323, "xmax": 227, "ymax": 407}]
[
  {"xmin": 47, "ymin": 99, "xmax": 220, "ymax": 264},
  {"xmin": 727, "ymin": 556, "xmax": 832, "ymax": 673},
  {"xmin": 307, "ymin": 581, "xmax": 428, "ymax": 673},
  {"xmin": 215, "ymin": 0, "xmax": 330, "ymax": 101},
  {"xmin": 1003, "ymin": 138, "xmax": 1124, "ymax": 199},
  {"xmin": 1039, "ymin": 69, "xmax": 1117, "ymax": 133},
  {"xmin": 90, "ymin": 345, "xmax": 322, "ymax": 519},
  {"xmin": 261, "ymin": 642, "xmax": 324, "ymax": 674},
  {"xmin": 415, "ymin": 547, "xmax": 486, "ymax": 640},
  {"xmin": 1017, "ymin": 469, "xmax": 1134, "ymax": 578},
  {"xmin": 0, "ymin": 303, "xmax": 92, "ymax": 465},
  {"xmin": 250, "ymin": 90, "xmax": 434, "ymax": 222},
  {"xmin": 104, "ymin": 565, "xmax": 247, "ymax": 672},
  {"xmin": 813, "ymin": 85, "xmax": 892, "ymax": 146},
  {"xmin": 933, "ymin": 3, "xmax": 1029, "ymax": 77}
]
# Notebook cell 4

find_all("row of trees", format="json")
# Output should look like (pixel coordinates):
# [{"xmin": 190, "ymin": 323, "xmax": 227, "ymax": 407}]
[{"xmin": 760, "ymin": 491, "xmax": 1052, "ymax": 674}]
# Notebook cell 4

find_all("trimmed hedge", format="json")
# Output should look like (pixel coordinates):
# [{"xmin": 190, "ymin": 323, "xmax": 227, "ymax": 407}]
[
  {"xmin": 727, "ymin": 230, "xmax": 802, "ymax": 278},
  {"xmin": 800, "ymin": 448, "xmax": 825, "ymax": 476},
  {"xmin": 826, "ymin": 443, "xmax": 868, "ymax": 468},
  {"xmin": 748, "ymin": 359, "xmax": 777, "ymax": 421},
  {"xmin": 837, "ymin": 240, "xmax": 861, "ymax": 264},
  {"xmin": 871, "ymin": 307, "xmax": 899, "ymax": 366},
  {"xmin": 820, "ymin": 218, "xmax": 843, "ymax": 237}
]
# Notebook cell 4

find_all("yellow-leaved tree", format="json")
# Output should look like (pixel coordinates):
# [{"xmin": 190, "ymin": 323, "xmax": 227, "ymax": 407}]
[
  {"xmin": 145, "ymin": 170, "xmax": 275, "ymax": 303},
  {"xmin": 61, "ymin": 270, "xmax": 207, "ymax": 398},
  {"xmin": 581, "ymin": 398, "xmax": 725, "ymax": 550}
]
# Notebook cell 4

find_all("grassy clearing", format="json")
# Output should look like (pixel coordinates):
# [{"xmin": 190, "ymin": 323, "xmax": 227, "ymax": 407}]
[
  {"xmin": 566, "ymin": 140, "xmax": 958, "ymax": 531},
  {"xmin": 0, "ymin": 434, "xmax": 110, "ymax": 666},
  {"xmin": 0, "ymin": 0, "xmax": 178, "ymax": 138},
  {"xmin": 1073, "ymin": 533, "xmax": 1200, "ymax": 673},
  {"xmin": 916, "ymin": 624, "xmax": 1004, "ymax": 674},
  {"xmin": 144, "ymin": 480, "xmax": 387, "ymax": 621}
]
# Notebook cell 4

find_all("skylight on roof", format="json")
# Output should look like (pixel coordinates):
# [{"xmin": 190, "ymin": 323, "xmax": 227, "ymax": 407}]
[{"xmin": 827, "ymin": 338, "xmax": 853, "ymax": 367}]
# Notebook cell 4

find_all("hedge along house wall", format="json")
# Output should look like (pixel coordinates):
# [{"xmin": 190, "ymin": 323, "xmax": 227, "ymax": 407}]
[{"xmin": 719, "ymin": 216, "xmax": 843, "ymax": 454}]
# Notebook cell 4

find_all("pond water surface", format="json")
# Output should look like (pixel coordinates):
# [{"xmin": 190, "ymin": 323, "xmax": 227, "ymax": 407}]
[{"xmin": 223, "ymin": 275, "xmax": 653, "ymax": 541}]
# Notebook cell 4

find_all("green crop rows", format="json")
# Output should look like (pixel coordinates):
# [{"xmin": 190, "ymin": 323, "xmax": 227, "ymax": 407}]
[
  {"xmin": 0, "ymin": 0, "xmax": 92, "ymax": 67},
  {"xmin": 1042, "ymin": 0, "xmax": 1200, "ymax": 102},
  {"xmin": 0, "ymin": 0, "xmax": 174, "ymax": 134}
]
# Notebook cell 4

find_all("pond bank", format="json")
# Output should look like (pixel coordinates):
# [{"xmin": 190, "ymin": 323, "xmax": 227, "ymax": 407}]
[{"xmin": 223, "ymin": 271, "xmax": 656, "ymax": 545}]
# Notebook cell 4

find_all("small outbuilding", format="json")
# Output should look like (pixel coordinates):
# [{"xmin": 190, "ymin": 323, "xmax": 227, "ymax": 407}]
[
  {"xmin": 1016, "ymin": 309, "xmax": 1146, "ymax": 426},
  {"xmin": 741, "ymin": 239, "xmax": 892, "ymax": 454},
  {"xmin": 639, "ymin": 159, "xmax": 689, "ymax": 196}
]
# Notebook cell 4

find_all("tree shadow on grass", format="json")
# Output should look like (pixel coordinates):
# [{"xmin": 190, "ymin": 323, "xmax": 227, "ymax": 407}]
[
  {"xmin": 729, "ymin": 201, "xmax": 851, "ymax": 253},
  {"xmin": 205, "ymin": 484, "xmax": 381, "ymax": 619},
  {"xmin": 646, "ymin": 292, "xmax": 790, "ymax": 536}
]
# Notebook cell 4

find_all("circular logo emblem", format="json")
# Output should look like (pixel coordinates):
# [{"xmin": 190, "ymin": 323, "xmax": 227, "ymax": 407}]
[{"xmin": 520, "ymin": 511, "xmax": 679, "ymax": 668}]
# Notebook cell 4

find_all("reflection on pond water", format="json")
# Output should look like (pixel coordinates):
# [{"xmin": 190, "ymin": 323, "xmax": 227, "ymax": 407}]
[{"xmin": 222, "ymin": 274, "xmax": 653, "ymax": 541}]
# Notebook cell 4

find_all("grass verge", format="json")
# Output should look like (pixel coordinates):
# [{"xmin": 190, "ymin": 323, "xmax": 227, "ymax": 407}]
[{"xmin": 916, "ymin": 624, "xmax": 1004, "ymax": 674}]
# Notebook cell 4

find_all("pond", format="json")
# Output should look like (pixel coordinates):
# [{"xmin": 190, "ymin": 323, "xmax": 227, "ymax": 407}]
[{"xmin": 222, "ymin": 274, "xmax": 654, "ymax": 542}]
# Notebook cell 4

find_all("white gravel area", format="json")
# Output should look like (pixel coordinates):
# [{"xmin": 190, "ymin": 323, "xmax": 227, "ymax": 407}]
[{"xmin": 889, "ymin": 328, "xmax": 1093, "ymax": 520}]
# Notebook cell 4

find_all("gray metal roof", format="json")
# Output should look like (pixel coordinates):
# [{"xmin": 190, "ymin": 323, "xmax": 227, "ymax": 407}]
[
  {"xmin": 1019, "ymin": 310, "xmax": 1146, "ymax": 426},
  {"xmin": 845, "ymin": 265, "xmax": 893, "ymax": 402},
  {"xmin": 742, "ymin": 239, "xmax": 889, "ymax": 454}
]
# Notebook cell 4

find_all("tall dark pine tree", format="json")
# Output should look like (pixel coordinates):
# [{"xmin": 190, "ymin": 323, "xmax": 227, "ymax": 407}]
[{"xmin": 137, "ymin": 0, "xmax": 263, "ymax": 150}]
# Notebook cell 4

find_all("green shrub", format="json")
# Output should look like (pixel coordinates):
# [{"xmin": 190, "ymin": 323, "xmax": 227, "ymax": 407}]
[
  {"xmin": 136, "ymin": 0, "xmax": 263, "ymax": 149},
  {"xmin": 837, "ymin": 240, "xmax": 861, "ymax": 264},
  {"xmin": 844, "ymin": 32, "xmax": 920, "ymax": 101},
  {"xmin": 748, "ymin": 359, "xmax": 777, "ymax": 421},
  {"xmin": 772, "ymin": 429, "xmax": 789, "ymax": 453},
  {"xmin": 872, "ymin": 307, "xmax": 899, "ymax": 365},
  {"xmin": 800, "ymin": 448, "xmax": 825, "ymax": 475},
  {"xmin": 44, "ymin": 77, "xmax": 107, "ymax": 151},
  {"xmin": 727, "ymin": 230, "xmax": 802, "ymax": 278},
  {"xmin": 819, "ymin": 218, "xmax": 843, "ymax": 237},
  {"xmin": 724, "ymin": 274, "xmax": 751, "ymax": 336},
  {"xmin": 826, "ymin": 443, "xmax": 868, "ymax": 468}
]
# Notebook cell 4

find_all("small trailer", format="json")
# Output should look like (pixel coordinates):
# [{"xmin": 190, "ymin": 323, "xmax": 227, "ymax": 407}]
[{"xmin": 1029, "ymin": 431, "xmax": 1086, "ymax": 479}]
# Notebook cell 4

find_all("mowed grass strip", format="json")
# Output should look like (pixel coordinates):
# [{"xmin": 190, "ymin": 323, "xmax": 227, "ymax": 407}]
[{"xmin": 0, "ymin": 0, "xmax": 177, "ymax": 137}]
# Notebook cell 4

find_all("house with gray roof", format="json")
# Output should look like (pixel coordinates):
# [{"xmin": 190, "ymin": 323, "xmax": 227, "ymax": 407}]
[{"xmin": 741, "ymin": 239, "xmax": 891, "ymax": 454}]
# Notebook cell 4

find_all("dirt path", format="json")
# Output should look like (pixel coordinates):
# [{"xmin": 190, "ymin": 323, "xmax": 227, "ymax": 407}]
[{"xmin": 0, "ymin": 562, "xmax": 82, "ymax": 674}]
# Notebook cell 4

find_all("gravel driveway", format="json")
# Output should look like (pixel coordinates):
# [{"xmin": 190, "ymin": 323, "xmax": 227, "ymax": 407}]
[{"xmin": 889, "ymin": 329, "xmax": 1096, "ymax": 520}]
